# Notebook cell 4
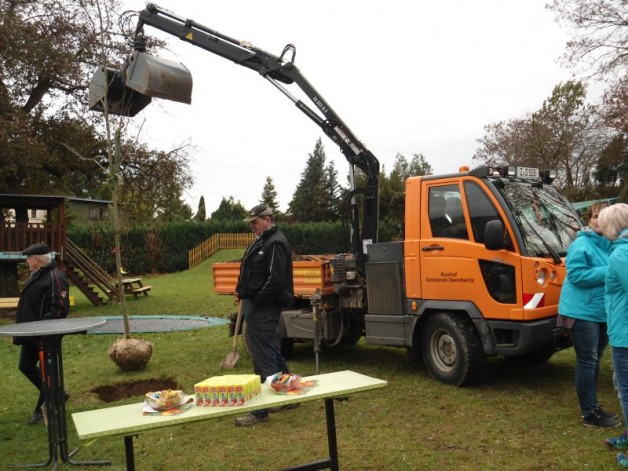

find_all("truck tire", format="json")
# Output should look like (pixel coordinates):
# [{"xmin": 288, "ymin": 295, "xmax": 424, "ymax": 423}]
[{"xmin": 420, "ymin": 312, "xmax": 486, "ymax": 386}]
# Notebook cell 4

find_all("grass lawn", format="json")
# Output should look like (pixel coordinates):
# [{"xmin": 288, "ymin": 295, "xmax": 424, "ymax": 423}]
[{"xmin": 0, "ymin": 250, "xmax": 622, "ymax": 470}]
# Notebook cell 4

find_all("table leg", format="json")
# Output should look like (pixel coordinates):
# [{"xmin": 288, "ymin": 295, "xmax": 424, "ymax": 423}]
[
  {"xmin": 124, "ymin": 435, "xmax": 136, "ymax": 471},
  {"xmin": 10, "ymin": 336, "xmax": 111, "ymax": 469},
  {"xmin": 280, "ymin": 398, "xmax": 339, "ymax": 471},
  {"xmin": 8, "ymin": 346, "xmax": 55, "ymax": 469},
  {"xmin": 324, "ymin": 399, "xmax": 339, "ymax": 471}
]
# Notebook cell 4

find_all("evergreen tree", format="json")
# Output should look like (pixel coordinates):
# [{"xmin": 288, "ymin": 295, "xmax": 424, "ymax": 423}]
[
  {"xmin": 379, "ymin": 153, "xmax": 433, "ymax": 222},
  {"xmin": 210, "ymin": 196, "xmax": 247, "ymax": 221},
  {"xmin": 260, "ymin": 177, "xmax": 280, "ymax": 213},
  {"xmin": 324, "ymin": 160, "xmax": 342, "ymax": 220},
  {"xmin": 289, "ymin": 138, "xmax": 341, "ymax": 222},
  {"xmin": 194, "ymin": 196, "xmax": 207, "ymax": 221},
  {"xmin": 409, "ymin": 153, "xmax": 433, "ymax": 176}
]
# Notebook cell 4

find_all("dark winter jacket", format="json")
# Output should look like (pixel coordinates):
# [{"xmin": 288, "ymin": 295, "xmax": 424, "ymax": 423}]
[
  {"xmin": 14, "ymin": 261, "xmax": 70, "ymax": 345},
  {"xmin": 236, "ymin": 225, "xmax": 294, "ymax": 309}
]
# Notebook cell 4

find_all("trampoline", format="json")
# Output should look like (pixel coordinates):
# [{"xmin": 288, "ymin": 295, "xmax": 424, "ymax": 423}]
[{"xmin": 88, "ymin": 315, "xmax": 228, "ymax": 334}]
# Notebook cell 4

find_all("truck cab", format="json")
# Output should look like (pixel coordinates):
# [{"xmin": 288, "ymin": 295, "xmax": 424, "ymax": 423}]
[{"xmin": 363, "ymin": 165, "xmax": 579, "ymax": 384}]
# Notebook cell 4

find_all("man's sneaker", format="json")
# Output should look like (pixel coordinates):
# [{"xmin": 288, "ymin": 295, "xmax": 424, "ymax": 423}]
[
  {"xmin": 594, "ymin": 406, "xmax": 619, "ymax": 420},
  {"xmin": 583, "ymin": 411, "xmax": 621, "ymax": 428},
  {"xmin": 618, "ymin": 453, "xmax": 628, "ymax": 468},
  {"xmin": 234, "ymin": 414, "xmax": 268, "ymax": 427},
  {"xmin": 269, "ymin": 403, "xmax": 301, "ymax": 413},
  {"xmin": 606, "ymin": 431, "xmax": 628, "ymax": 450},
  {"xmin": 28, "ymin": 410, "xmax": 44, "ymax": 426}
]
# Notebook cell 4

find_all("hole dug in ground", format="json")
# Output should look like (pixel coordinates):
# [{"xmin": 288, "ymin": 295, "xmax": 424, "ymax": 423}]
[{"xmin": 92, "ymin": 377, "xmax": 182, "ymax": 402}]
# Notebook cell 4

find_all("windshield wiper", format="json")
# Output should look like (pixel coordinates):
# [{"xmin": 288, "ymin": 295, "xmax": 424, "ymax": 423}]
[
  {"xmin": 548, "ymin": 212, "xmax": 576, "ymax": 243},
  {"xmin": 514, "ymin": 209, "xmax": 563, "ymax": 265}
]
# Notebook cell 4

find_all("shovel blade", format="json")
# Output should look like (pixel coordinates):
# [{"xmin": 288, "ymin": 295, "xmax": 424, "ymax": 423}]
[{"xmin": 220, "ymin": 350, "xmax": 240, "ymax": 369}]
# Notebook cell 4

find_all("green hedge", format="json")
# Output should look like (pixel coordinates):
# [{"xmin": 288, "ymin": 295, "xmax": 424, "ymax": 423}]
[{"xmin": 67, "ymin": 219, "xmax": 398, "ymax": 275}]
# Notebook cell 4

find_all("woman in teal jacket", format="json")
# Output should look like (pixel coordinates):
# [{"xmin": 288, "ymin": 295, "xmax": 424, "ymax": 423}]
[
  {"xmin": 558, "ymin": 203, "xmax": 618, "ymax": 427},
  {"xmin": 598, "ymin": 203, "xmax": 628, "ymax": 468}
]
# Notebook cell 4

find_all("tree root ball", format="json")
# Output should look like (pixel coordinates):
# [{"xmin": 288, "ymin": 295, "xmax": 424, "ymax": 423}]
[{"xmin": 108, "ymin": 338, "xmax": 154, "ymax": 371}]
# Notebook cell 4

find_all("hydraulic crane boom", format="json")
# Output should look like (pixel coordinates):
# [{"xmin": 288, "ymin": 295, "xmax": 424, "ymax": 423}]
[{"xmin": 135, "ymin": 3, "xmax": 380, "ymax": 264}]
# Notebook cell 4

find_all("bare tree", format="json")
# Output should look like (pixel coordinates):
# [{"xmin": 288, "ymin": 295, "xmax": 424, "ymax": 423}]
[
  {"xmin": 474, "ymin": 81, "xmax": 604, "ymax": 198},
  {"xmin": 548, "ymin": 0, "xmax": 628, "ymax": 78},
  {"xmin": 548, "ymin": 0, "xmax": 627, "ymax": 136}
]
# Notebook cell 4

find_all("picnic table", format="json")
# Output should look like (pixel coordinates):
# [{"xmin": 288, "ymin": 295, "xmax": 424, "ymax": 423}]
[
  {"xmin": 122, "ymin": 277, "xmax": 152, "ymax": 298},
  {"xmin": 72, "ymin": 370, "xmax": 388, "ymax": 470}
]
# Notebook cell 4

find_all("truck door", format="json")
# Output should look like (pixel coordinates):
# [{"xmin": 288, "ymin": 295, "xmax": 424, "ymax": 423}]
[{"xmin": 420, "ymin": 180, "xmax": 523, "ymax": 321}]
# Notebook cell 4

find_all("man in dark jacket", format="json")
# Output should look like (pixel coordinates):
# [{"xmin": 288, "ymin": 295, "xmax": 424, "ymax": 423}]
[
  {"xmin": 234, "ymin": 205, "xmax": 294, "ymax": 427},
  {"xmin": 14, "ymin": 242, "xmax": 70, "ymax": 425}
]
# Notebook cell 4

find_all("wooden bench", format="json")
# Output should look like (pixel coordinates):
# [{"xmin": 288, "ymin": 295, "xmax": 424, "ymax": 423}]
[
  {"xmin": 127, "ymin": 286, "xmax": 152, "ymax": 298},
  {"xmin": 0, "ymin": 297, "xmax": 19, "ymax": 309}
]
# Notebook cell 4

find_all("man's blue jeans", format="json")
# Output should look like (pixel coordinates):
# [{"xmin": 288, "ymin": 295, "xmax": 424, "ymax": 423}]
[
  {"xmin": 612, "ymin": 346, "xmax": 628, "ymax": 422},
  {"xmin": 569, "ymin": 319, "xmax": 608, "ymax": 416}
]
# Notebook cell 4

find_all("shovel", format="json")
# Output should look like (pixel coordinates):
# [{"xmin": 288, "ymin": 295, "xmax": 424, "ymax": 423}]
[{"xmin": 221, "ymin": 302, "xmax": 243, "ymax": 368}]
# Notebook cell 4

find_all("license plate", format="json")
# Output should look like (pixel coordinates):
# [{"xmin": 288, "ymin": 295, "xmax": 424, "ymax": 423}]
[{"xmin": 516, "ymin": 167, "xmax": 539, "ymax": 179}]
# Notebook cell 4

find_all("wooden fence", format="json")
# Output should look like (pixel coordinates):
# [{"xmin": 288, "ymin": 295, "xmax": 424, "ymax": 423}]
[
  {"xmin": 188, "ymin": 233, "xmax": 254, "ymax": 269},
  {"xmin": 0, "ymin": 222, "xmax": 65, "ymax": 254}
]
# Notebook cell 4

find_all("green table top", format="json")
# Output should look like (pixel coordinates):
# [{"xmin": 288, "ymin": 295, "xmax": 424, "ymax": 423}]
[{"xmin": 72, "ymin": 370, "xmax": 387, "ymax": 439}]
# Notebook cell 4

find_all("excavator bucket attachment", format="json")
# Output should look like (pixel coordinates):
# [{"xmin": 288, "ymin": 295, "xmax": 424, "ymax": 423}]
[
  {"xmin": 88, "ymin": 52, "xmax": 192, "ymax": 116},
  {"xmin": 88, "ymin": 66, "xmax": 152, "ymax": 117},
  {"xmin": 125, "ymin": 51, "xmax": 193, "ymax": 104}
]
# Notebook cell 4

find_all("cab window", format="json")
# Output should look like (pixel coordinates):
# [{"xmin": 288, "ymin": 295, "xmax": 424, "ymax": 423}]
[
  {"xmin": 464, "ymin": 181, "xmax": 509, "ymax": 246},
  {"xmin": 428, "ymin": 185, "xmax": 468, "ymax": 239}
]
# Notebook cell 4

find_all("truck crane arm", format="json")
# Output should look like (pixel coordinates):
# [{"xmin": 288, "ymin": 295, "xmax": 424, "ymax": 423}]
[{"xmin": 135, "ymin": 3, "xmax": 380, "ymax": 263}]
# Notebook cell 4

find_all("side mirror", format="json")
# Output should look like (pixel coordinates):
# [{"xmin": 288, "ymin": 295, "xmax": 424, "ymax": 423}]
[{"xmin": 484, "ymin": 219, "xmax": 505, "ymax": 250}]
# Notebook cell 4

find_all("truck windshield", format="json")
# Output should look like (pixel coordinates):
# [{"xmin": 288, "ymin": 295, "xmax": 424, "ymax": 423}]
[{"xmin": 496, "ymin": 180, "xmax": 582, "ymax": 258}]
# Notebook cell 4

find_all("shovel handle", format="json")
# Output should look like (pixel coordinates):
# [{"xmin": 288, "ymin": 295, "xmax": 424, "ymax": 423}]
[{"xmin": 233, "ymin": 301, "xmax": 243, "ymax": 349}]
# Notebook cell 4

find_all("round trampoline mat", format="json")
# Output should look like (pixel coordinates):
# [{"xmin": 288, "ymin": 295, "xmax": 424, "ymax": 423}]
[{"xmin": 88, "ymin": 315, "xmax": 228, "ymax": 334}]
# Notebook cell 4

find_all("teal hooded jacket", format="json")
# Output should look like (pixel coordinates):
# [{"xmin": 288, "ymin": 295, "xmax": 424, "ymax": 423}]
[
  {"xmin": 558, "ymin": 228, "xmax": 610, "ymax": 322},
  {"xmin": 606, "ymin": 228, "xmax": 628, "ymax": 347}
]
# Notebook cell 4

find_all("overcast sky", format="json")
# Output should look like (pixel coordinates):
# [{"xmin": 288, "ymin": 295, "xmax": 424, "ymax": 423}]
[{"xmin": 120, "ymin": 0, "xmax": 594, "ymax": 215}]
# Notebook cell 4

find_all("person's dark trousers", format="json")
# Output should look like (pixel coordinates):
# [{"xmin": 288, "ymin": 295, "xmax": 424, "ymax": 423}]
[
  {"xmin": 242, "ymin": 299, "xmax": 289, "ymax": 418},
  {"xmin": 613, "ymin": 346, "xmax": 628, "ymax": 422},
  {"xmin": 570, "ymin": 319, "xmax": 608, "ymax": 416},
  {"xmin": 18, "ymin": 343, "xmax": 45, "ymax": 413}
]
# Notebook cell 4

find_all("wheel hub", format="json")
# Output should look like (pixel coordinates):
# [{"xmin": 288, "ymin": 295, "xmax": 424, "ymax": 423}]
[{"xmin": 432, "ymin": 329, "xmax": 457, "ymax": 371}]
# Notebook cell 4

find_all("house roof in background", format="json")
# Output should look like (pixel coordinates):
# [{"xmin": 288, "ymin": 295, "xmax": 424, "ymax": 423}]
[{"xmin": 0, "ymin": 194, "xmax": 110, "ymax": 209}]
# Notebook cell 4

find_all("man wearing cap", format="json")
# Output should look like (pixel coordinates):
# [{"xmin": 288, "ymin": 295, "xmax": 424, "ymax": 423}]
[
  {"xmin": 14, "ymin": 242, "xmax": 70, "ymax": 425},
  {"xmin": 234, "ymin": 205, "xmax": 294, "ymax": 427}
]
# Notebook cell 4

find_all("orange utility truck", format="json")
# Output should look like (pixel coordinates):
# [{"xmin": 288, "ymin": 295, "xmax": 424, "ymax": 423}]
[
  {"xmin": 89, "ymin": 4, "xmax": 579, "ymax": 385},
  {"xmin": 214, "ymin": 165, "xmax": 578, "ymax": 385}
]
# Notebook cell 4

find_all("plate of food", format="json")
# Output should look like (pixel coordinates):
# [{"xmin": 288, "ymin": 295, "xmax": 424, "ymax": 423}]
[
  {"xmin": 145, "ymin": 389, "xmax": 189, "ymax": 410},
  {"xmin": 268, "ymin": 373, "xmax": 317, "ymax": 395}
]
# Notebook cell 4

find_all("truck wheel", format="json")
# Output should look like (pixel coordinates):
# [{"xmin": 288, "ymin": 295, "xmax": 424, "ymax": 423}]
[
  {"xmin": 420, "ymin": 312, "xmax": 486, "ymax": 386},
  {"xmin": 341, "ymin": 316, "xmax": 363, "ymax": 345}
]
